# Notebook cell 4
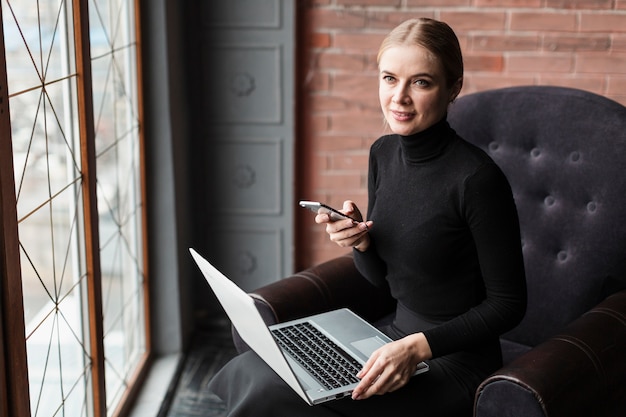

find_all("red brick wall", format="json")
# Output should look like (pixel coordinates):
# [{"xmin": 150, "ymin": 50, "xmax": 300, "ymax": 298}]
[{"xmin": 294, "ymin": 1, "xmax": 626, "ymax": 268}]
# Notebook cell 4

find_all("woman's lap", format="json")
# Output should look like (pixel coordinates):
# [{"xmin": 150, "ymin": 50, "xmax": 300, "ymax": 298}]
[{"xmin": 208, "ymin": 350, "xmax": 482, "ymax": 417}]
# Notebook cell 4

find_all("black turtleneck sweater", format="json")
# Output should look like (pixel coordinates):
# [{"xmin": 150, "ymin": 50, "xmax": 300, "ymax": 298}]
[{"xmin": 353, "ymin": 118, "xmax": 527, "ymax": 358}]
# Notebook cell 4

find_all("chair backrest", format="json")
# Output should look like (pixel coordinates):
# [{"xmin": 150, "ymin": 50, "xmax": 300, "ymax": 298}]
[{"xmin": 448, "ymin": 86, "xmax": 626, "ymax": 347}]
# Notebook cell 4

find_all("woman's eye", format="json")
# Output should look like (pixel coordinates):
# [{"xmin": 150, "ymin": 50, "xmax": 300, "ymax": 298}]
[
  {"xmin": 413, "ymin": 79, "xmax": 429, "ymax": 87},
  {"xmin": 382, "ymin": 75, "xmax": 395, "ymax": 83}
]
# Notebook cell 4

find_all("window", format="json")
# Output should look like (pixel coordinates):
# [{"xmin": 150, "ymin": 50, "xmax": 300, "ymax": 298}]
[{"xmin": 0, "ymin": 0, "xmax": 149, "ymax": 416}]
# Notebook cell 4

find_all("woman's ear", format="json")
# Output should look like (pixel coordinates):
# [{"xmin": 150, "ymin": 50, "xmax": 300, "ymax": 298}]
[{"xmin": 449, "ymin": 77, "xmax": 463, "ymax": 103}]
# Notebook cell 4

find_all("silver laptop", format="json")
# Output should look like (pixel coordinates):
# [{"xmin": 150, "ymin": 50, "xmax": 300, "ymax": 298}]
[{"xmin": 190, "ymin": 248, "xmax": 429, "ymax": 405}]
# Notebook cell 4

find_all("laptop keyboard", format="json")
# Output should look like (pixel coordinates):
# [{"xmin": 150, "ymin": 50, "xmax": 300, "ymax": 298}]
[{"xmin": 271, "ymin": 322, "xmax": 362, "ymax": 390}]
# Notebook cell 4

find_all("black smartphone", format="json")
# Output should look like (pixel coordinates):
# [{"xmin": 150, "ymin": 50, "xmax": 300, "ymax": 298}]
[{"xmin": 298, "ymin": 200, "xmax": 358, "ymax": 222}]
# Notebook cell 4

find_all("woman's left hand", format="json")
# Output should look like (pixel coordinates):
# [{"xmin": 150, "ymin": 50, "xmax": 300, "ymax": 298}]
[
  {"xmin": 315, "ymin": 200, "xmax": 373, "ymax": 251},
  {"xmin": 351, "ymin": 333, "xmax": 432, "ymax": 400}
]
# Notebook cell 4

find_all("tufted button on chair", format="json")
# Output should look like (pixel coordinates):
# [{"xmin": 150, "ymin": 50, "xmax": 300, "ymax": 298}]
[{"xmin": 231, "ymin": 86, "xmax": 626, "ymax": 416}]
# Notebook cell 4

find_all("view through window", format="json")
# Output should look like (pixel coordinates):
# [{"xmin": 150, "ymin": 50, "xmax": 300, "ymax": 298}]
[{"xmin": 1, "ymin": 0, "xmax": 148, "ymax": 415}]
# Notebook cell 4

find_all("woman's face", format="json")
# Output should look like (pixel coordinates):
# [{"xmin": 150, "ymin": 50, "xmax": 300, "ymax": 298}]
[{"xmin": 378, "ymin": 45, "xmax": 460, "ymax": 136}]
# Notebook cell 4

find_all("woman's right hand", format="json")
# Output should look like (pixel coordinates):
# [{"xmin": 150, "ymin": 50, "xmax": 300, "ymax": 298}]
[{"xmin": 314, "ymin": 200, "xmax": 373, "ymax": 252}]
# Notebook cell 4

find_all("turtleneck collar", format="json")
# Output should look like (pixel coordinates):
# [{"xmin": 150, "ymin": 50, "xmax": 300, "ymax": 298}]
[{"xmin": 398, "ymin": 117, "xmax": 455, "ymax": 164}]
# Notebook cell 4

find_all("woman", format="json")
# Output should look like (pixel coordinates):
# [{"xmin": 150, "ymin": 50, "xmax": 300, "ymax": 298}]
[{"xmin": 208, "ymin": 18, "xmax": 527, "ymax": 416}]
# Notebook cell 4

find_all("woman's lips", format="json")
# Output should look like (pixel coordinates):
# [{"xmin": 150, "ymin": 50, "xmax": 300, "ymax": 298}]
[{"xmin": 391, "ymin": 110, "xmax": 416, "ymax": 121}]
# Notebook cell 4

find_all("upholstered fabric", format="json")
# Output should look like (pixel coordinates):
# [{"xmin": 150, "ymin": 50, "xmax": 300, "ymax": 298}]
[{"xmin": 447, "ymin": 86, "xmax": 626, "ymax": 349}]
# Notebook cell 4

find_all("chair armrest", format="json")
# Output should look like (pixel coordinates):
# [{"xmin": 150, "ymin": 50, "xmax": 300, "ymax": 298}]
[
  {"xmin": 475, "ymin": 290, "xmax": 626, "ymax": 417},
  {"xmin": 232, "ymin": 254, "xmax": 395, "ymax": 353}
]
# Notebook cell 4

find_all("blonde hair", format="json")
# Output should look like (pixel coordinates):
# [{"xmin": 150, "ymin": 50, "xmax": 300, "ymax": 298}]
[{"xmin": 377, "ymin": 18, "xmax": 463, "ymax": 89}]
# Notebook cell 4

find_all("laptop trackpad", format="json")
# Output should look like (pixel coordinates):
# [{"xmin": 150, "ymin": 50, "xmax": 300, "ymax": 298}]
[{"xmin": 351, "ymin": 336, "xmax": 386, "ymax": 358}]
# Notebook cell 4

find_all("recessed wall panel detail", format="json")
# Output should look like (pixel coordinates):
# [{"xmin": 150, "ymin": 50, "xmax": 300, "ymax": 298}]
[
  {"xmin": 203, "ymin": 0, "xmax": 281, "ymax": 29},
  {"xmin": 213, "ymin": 229, "xmax": 283, "ymax": 291},
  {"xmin": 212, "ymin": 137, "xmax": 282, "ymax": 215},
  {"xmin": 205, "ymin": 46, "xmax": 282, "ymax": 124}
]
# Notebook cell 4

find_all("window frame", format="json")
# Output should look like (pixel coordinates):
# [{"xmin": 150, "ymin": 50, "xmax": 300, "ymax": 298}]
[{"xmin": 0, "ymin": 0, "xmax": 151, "ymax": 415}]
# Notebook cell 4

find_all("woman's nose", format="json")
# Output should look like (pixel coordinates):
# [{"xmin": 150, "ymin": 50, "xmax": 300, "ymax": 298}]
[{"xmin": 392, "ymin": 84, "xmax": 411, "ymax": 104}]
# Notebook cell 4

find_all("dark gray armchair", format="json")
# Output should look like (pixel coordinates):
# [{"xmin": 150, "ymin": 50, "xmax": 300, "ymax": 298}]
[{"xmin": 233, "ymin": 86, "xmax": 626, "ymax": 416}]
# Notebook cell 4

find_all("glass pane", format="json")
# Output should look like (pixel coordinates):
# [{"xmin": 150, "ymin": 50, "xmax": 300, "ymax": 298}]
[
  {"xmin": 19, "ymin": 185, "xmax": 84, "ymax": 325},
  {"xmin": 89, "ymin": 0, "xmax": 147, "ymax": 413},
  {"xmin": 3, "ymin": 0, "xmax": 76, "ymax": 93},
  {"xmin": 25, "ymin": 293, "xmax": 91, "ymax": 417},
  {"xmin": 13, "ymin": 84, "xmax": 82, "ymax": 220}
]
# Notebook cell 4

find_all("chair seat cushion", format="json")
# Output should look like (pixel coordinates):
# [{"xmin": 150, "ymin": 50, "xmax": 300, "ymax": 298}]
[{"xmin": 500, "ymin": 338, "xmax": 532, "ymax": 365}]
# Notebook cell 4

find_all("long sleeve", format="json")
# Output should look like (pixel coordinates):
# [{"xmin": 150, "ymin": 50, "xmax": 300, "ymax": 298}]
[{"xmin": 353, "ymin": 144, "xmax": 389, "ymax": 289}]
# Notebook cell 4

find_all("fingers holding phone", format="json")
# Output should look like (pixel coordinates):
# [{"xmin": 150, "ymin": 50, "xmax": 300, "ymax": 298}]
[
  {"xmin": 299, "ymin": 200, "xmax": 373, "ymax": 251},
  {"xmin": 299, "ymin": 200, "xmax": 358, "ymax": 223}
]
